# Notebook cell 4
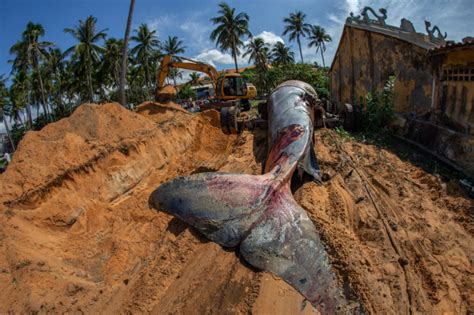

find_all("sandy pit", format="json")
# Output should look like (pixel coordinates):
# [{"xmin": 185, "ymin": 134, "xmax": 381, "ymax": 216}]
[{"xmin": 0, "ymin": 102, "xmax": 472, "ymax": 314}]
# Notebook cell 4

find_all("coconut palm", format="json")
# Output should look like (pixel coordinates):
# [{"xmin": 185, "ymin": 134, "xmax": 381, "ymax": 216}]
[
  {"xmin": 243, "ymin": 38, "xmax": 271, "ymax": 93},
  {"xmin": 10, "ymin": 22, "xmax": 53, "ymax": 122},
  {"xmin": 282, "ymin": 11, "xmax": 310, "ymax": 63},
  {"xmin": 131, "ymin": 23, "xmax": 160, "ymax": 97},
  {"xmin": 64, "ymin": 16, "xmax": 107, "ymax": 102},
  {"xmin": 210, "ymin": 2, "xmax": 251, "ymax": 72},
  {"xmin": 0, "ymin": 76, "xmax": 15, "ymax": 151},
  {"xmin": 101, "ymin": 38, "xmax": 124, "ymax": 91},
  {"xmin": 45, "ymin": 47, "xmax": 69, "ymax": 116},
  {"xmin": 271, "ymin": 42, "xmax": 295, "ymax": 66},
  {"xmin": 119, "ymin": 0, "xmax": 136, "ymax": 106},
  {"xmin": 308, "ymin": 25, "xmax": 332, "ymax": 67},
  {"xmin": 188, "ymin": 72, "xmax": 201, "ymax": 86},
  {"xmin": 243, "ymin": 38, "xmax": 270, "ymax": 69},
  {"xmin": 162, "ymin": 36, "xmax": 186, "ymax": 55}
]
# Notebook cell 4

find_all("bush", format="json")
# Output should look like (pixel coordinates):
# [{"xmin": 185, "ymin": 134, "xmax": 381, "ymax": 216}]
[
  {"xmin": 242, "ymin": 63, "xmax": 330, "ymax": 98},
  {"xmin": 360, "ymin": 76, "xmax": 396, "ymax": 132},
  {"xmin": 177, "ymin": 84, "xmax": 197, "ymax": 100},
  {"xmin": 10, "ymin": 123, "xmax": 26, "ymax": 148}
]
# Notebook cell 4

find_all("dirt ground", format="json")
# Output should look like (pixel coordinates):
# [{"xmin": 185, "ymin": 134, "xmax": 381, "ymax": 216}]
[{"xmin": 0, "ymin": 102, "xmax": 472, "ymax": 314}]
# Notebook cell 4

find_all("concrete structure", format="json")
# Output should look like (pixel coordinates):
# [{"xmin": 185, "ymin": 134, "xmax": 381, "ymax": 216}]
[
  {"xmin": 330, "ymin": 7, "xmax": 444, "ymax": 115},
  {"xmin": 429, "ymin": 39, "xmax": 474, "ymax": 133},
  {"xmin": 330, "ymin": 7, "xmax": 474, "ymax": 179}
]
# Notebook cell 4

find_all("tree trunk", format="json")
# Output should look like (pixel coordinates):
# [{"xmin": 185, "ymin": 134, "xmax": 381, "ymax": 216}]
[
  {"xmin": 25, "ymin": 104, "xmax": 33, "ymax": 128},
  {"xmin": 87, "ymin": 64, "xmax": 94, "ymax": 103},
  {"xmin": 321, "ymin": 48, "xmax": 326, "ymax": 68},
  {"xmin": 119, "ymin": 0, "xmax": 136, "ymax": 106},
  {"xmin": 35, "ymin": 64, "xmax": 50, "ymax": 121},
  {"xmin": 3, "ymin": 117, "xmax": 15, "ymax": 151},
  {"xmin": 232, "ymin": 37, "xmax": 239, "ymax": 73},
  {"xmin": 145, "ymin": 60, "xmax": 152, "ymax": 100},
  {"xmin": 297, "ymin": 36, "xmax": 304, "ymax": 63}
]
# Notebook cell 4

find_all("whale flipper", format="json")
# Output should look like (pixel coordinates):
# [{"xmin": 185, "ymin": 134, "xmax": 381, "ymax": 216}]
[{"xmin": 149, "ymin": 172, "xmax": 273, "ymax": 247}]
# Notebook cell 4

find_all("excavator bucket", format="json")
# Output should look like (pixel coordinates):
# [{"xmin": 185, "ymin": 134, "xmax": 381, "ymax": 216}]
[{"xmin": 155, "ymin": 84, "xmax": 177, "ymax": 102}]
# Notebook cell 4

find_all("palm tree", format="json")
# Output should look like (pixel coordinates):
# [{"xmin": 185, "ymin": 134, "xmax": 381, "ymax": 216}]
[
  {"xmin": 45, "ymin": 47, "xmax": 68, "ymax": 116},
  {"xmin": 271, "ymin": 42, "xmax": 295, "ymax": 66},
  {"xmin": 64, "ymin": 16, "xmax": 107, "ymax": 102},
  {"xmin": 10, "ymin": 22, "xmax": 53, "ymax": 122},
  {"xmin": 308, "ymin": 25, "xmax": 332, "ymax": 67},
  {"xmin": 119, "ymin": 0, "xmax": 136, "ymax": 106},
  {"xmin": 131, "ymin": 23, "xmax": 160, "ymax": 98},
  {"xmin": 243, "ymin": 38, "xmax": 270, "ymax": 69},
  {"xmin": 0, "ymin": 76, "xmax": 15, "ymax": 151},
  {"xmin": 9, "ymin": 41, "xmax": 33, "ymax": 127},
  {"xmin": 188, "ymin": 72, "xmax": 201, "ymax": 86},
  {"xmin": 243, "ymin": 38, "xmax": 271, "ymax": 93},
  {"xmin": 101, "ymin": 38, "xmax": 124, "ymax": 91},
  {"xmin": 210, "ymin": 2, "xmax": 251, "ymax": 72},
  {"xmin": 162, "ymin": 36, "xmax": 186, "ymax": 55},
  {"xmin": 282, "ymin": 11, "xmax": 310, "ymax": 63}
]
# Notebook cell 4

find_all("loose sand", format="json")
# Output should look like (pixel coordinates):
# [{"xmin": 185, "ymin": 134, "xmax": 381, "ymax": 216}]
[{"xmin": 0, "ymin": 102, "xmax": 472, "ymax": 314}]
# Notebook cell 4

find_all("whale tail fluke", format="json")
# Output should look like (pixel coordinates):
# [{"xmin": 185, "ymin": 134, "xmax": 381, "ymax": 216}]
[{"xmin": 149, "ymin": 171, "xmax": 344, "ymax": 313}]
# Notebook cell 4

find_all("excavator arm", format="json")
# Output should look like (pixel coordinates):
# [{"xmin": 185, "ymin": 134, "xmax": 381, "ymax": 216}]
[{"xmin": 156, "ymin": 55, "xmax": 219, "ymax": 90}]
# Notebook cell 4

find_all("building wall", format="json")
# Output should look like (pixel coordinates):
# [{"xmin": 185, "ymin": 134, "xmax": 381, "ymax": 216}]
[
  {"xmin": 330, "ymin": 26, "xmax": 433, "ymax": 114},
  {"xmin": 433, "ymin": 48, "xmax": 474, "ymax": 134}
]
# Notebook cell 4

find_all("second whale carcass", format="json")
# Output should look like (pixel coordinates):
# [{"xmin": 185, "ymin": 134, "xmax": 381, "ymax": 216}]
[{"xmin": 149, "ymin": 80, "xmax": 347, "ymax": 313}]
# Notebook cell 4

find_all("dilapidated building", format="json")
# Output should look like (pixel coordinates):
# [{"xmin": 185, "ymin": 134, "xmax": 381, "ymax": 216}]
[
  {"xmin": 429, "ymin": 39, "xmax": 474, "ymax": 133},
  {"xmin": 330, "ymin": 7, "xmax": 445, "ymax": 114},
  {"xmin": 330, "ymin": 7, "xmax": 474, "ymax": 178}
]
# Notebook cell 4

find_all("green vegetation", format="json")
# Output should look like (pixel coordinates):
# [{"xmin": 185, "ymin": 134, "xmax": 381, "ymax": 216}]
[
  {"xmin": 177, "ymin": 84, "xmax": 197, "ymax": 100},
  {"xmin": 241, "ymin": 63, "xmax": 329, "ymax": 98},
  {"xmin": 360, "ymin": 76, "xmax": 396, "ymax": 132}
]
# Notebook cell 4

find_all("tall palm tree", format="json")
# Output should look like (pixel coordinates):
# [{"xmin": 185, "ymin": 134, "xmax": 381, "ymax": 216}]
[
  {"xmin": 162, "ymin": 36, "xmax": 186, "ymax": 55},
  {"xmin": 45, "ymin": 47, "xmax": 67, "ymax": 115},
  {"xmin": 101, "ymin": 38, "xmax": 124, "ymax": 90},
  {"xmin": 308, "ymin": 25, "xmax": 332, "ymax": 67},
  {"xmin": 131, "ymin": 23, "xmax": 160, "ymax": 97},
  {"xmin": 9, "ymin": 72, "xmax": 29, "ymax": 126},
  {"xmin": 210, "ymin": 2, "xmax": 251, "ymax": 72},
  {"xmin": 282, "ymin": 11, "xmax": 310, "ymax": 63},
  {"xmin": 9, "ymin": 41, "xmax": 33, "ymax": 127},
  {"xmin": 10, "ymin": 22, "xmax": 53, "ymax": 122},
  {"xmin": 0, "ymin": 76, "xmax": 15, "ymax": 151},
  {"xmin": 243, "ymin": 38, "xmax": 269, "ymax": 69},
  {"xmin": 64, "ymin": 16, "xmax": 107, "ymax": 102},
  {"xmin": 271, "ymin": 42, "xmax": 295, "ymax": 66},
  {"xmin": 243, "ymin": 38, "xmax": 270, "ymax": 93},
  {"xmin": 119, "ymin": 0, "xmax": 136, "ymax": 106}
]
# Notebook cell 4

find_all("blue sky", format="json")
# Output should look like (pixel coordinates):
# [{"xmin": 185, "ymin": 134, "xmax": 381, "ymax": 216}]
[{"xmin": 1, "ymin": 0, "xmax": 473, "ymax": 80}]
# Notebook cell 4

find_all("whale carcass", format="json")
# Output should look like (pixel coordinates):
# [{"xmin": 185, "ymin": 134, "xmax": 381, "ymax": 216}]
[{"xmin": 149, "ymin": 80, "xmax": 346, "ymax": 313}]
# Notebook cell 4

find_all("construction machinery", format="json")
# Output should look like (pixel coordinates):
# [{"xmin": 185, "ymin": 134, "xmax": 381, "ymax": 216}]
[{"xmin": 156, "ymin": 55, "xmax": 257, "ymax": 110}]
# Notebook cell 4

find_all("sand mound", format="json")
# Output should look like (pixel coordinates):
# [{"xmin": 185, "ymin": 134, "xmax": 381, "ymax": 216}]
[{"xmin": 0, "ymin": 102, "xmax": 472, "ymax": 314}]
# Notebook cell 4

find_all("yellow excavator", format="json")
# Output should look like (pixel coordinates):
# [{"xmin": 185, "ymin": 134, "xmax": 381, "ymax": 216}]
[{"xmin": 155, "ymin": 55, "xmax": 257, "ymax": 112}]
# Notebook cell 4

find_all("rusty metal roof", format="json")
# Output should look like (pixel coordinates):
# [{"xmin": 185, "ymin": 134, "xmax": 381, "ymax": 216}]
[{"xmin": 429, "ymin": 38, "xmax": 474, "ymax": 55}]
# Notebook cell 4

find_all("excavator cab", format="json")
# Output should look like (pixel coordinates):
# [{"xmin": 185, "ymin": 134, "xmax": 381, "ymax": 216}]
[{"xmin": 216, "ymin": 74, "xmax": 248, "ymax": 98}]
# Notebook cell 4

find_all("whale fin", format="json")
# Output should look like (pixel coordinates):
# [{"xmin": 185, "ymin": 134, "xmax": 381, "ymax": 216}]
[
  {"xmin": 149, "ymin": 172, "xmax": 274, "ymax": 247},
  {"xmin": 149, "ymin": 173, "xmax": 344, "ymax": 313},
  {"xmin": 240, "ymin": 185, "xmax": 342, "ymax": 313}
]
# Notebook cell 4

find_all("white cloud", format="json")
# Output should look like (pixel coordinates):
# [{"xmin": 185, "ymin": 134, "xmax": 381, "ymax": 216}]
[
  {"xmin": 147, "ymin": 15, "xmax": 175, "ymax": 36},
  {"xmin": 179, "ymin": 11, "xmax": 213, "ymax": 51},
  {"xmin": 254, "ymin": 31, "xmax": 284, "ymax": 46},
  {"xmin": 194, "ymin": 49, "xmax": 245, "ymax": 68}
]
